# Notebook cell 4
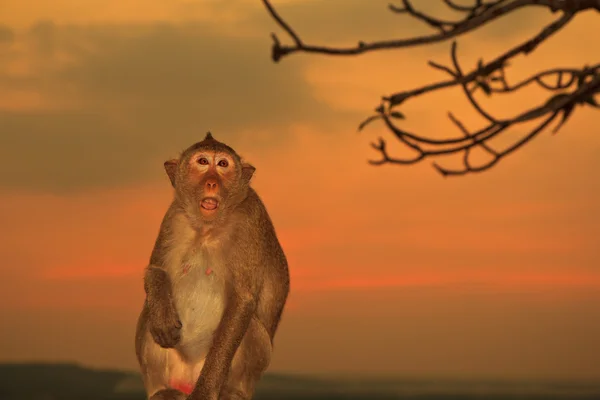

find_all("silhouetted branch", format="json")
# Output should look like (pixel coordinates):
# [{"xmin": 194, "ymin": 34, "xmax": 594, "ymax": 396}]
[
  {"xmin": 263, "ymin": 0, "xmax": 599, "ymax": 61},
  {"xmin": 262, "ymin": 0, "xmax": 600, "ymax": 176},
  {"xmin": 368, "ymin": 42, "xmax": 599, "ymax": 176}
]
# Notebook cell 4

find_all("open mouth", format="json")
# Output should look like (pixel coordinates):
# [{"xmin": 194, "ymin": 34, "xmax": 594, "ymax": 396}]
[{"xmin": 200, "ymin": 197, "xmax": 219, "ymax": 211}]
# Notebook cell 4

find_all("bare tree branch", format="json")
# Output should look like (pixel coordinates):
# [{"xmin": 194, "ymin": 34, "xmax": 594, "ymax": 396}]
[
  {"xmin": 262, "ymin": 0, "xmax": 600, "ymax": 176},
  {"xmin": 262, "ymin": 0, "xmax": 599, "ymax": 61}
]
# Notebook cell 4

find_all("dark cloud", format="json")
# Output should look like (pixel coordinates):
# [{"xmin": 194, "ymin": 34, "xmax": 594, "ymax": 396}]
[
  {"xmin": 48, "ymin": 23, "xmax": 326, "ymax": 126},
  {"xmin": 0, "ymin": 111, "xmax": 160, "ymax": 192},
  {"xmin": 0, "ymin": 25, "xmax": 14, "ymax": 44},
  {"xmin": 0, "ymin": 20, "xmax": 345, "ymax": 193},
  {"xmin": 29, "ymin": 20, "xmax": 58, "ymax": 57}
]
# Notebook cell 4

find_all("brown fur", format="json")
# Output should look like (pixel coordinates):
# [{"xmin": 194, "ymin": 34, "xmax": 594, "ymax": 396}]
[{"xmin": 135, "ymin": 132, "xmax": 290, "ymax": 400}]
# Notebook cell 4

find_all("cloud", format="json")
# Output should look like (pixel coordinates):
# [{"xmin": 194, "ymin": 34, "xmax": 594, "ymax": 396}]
[
  {"xmin": 294, "ymin": 271, "xmax": 600, "ymax": 292},
  {"xmin": 0, "ymin": 26, "xmax": 14, "ymax": 44},
  {"xmin": 0, "ymin": 19, "xmax": 343, "ymax": 192}
]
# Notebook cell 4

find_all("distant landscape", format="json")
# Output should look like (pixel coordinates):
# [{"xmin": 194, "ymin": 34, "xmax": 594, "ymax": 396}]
[{"xmin": 1, "ymin": 363, "xmax": 600, "ymax": 400}]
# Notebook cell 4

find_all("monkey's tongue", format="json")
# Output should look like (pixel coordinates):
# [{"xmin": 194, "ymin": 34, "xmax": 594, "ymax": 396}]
[{"xmin": 201, "ymin": 198, "xmax": 218, "ymax": 210}]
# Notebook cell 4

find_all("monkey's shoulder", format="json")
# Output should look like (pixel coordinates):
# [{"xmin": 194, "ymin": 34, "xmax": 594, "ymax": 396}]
[{"xmin": 229, "ymin": 192, "xmax": 276, "ymax": 233}]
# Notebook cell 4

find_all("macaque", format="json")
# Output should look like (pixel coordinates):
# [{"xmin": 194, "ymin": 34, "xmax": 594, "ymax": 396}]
[{"xmin": 134, "ymin": 133, "xmax": 290, "ymax": 400}]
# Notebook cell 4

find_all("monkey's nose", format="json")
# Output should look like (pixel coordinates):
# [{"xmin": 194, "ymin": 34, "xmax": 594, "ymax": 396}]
[{"xmin": 205, "ymin": 179, "xmax": 218, "ymax": 191}]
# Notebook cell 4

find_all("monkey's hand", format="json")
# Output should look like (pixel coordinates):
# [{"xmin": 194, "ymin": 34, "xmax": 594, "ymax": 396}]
[{"xmin": 148, "ymin": 295, "xmax": 182, "ymax": 348}]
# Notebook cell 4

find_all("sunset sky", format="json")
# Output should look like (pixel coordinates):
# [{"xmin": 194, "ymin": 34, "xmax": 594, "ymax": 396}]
[{"xmin": 1, "ymin": 0, "xmax": 599, "ymax": 381}]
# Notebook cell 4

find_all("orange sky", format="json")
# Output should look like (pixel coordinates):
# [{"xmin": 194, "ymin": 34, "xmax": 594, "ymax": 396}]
[{"xmin": 0, "ymin": 0, "xmax": 599, "ymax": 381}]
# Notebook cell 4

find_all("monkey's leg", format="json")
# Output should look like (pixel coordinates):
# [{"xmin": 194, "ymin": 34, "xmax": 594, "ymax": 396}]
[
  {"xmin": 220, "ymin": 317, "xmax": 272, "ymax": 400},
  {"xmin": 140, "ymin": 325, "xmax": 204, "ymax": 400}
]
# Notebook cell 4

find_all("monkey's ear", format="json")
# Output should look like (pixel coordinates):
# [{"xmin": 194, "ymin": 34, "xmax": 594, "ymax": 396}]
[
  {"xmin": 241, "ymin": 162, "xmax": 255, "ymax": 184},
  {"xmin": 164, "ymin": 159, "xmax": 178, "ymax": 187}
]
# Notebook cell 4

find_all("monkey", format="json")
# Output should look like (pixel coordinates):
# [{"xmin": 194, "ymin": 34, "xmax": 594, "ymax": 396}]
[{"xmin": 134, "ymin": 132, "xmax": 290, "ymax": 400}]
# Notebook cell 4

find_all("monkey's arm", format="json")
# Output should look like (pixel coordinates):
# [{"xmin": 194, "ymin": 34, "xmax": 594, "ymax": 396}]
[
  {"xmin": 144, "ymin": 265, "xmax": 182, "ymax": 348},
  {"xmin": 190, "ymin": 282, "xmax": 258, "ymax": 400}
]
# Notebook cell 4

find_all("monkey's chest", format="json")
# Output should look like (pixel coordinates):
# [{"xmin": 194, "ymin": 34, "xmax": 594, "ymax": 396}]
[{"xmin": 170, "ymin": 257, "xmax": 226, "ymax": 360}]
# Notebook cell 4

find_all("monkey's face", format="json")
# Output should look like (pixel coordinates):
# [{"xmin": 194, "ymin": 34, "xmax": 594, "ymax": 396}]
[
  {"xmin": 180, "ymin": 149, "xmax": 242, "ymax": 222},
  {"xmin": 164, "ymin": 134, "xmax": 255, "ymax": 228}
]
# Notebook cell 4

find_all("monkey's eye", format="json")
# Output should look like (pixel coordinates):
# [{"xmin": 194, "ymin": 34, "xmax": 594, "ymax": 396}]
[
  {"xmin": 198, "ymin": 157, "xmax": 209, "ymax": 165},
  {"xmin": 217, "ymin": 159, "xmax": 229, "ymax": 167}
]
